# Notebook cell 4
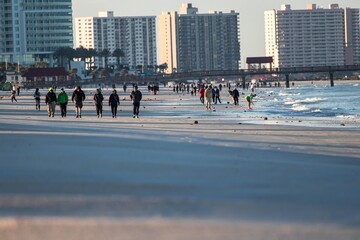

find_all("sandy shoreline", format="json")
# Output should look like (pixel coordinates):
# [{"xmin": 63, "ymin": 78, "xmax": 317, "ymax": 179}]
[
  {"xmin": 1, "ymin": 217, "xmax": 360, "ymax": 240},
  {"xmin": 0, "ymin": 84, "xmax": 360, "ymax": 239}
]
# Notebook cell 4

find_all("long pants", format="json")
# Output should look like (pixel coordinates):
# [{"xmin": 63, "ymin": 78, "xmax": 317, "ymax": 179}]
[
  {"xmin": 233, "ymin": 97, "xmax": 239, "ymax": 106},
  {"xmin": 200, "ymin": 96, "xmax": 204, "ymax": 104},
  {"xmin": 212, "ymin": 95, "xmax": 215, "ymax": 103},
  {"xmin": 215, "ymin": 96, "xmax": 221, "ymax": 104},
  {"xmin": 11, "ymin": 96, "xmax": 17, "ymax": 102},
  {"xmin": 47, "ymin": 101, "xmax": 56, "ymax": 117},
  {"xmin": 111, "ymin": 105, "xmax": 118, "ymax": 117},
  {"xmin": 133, "ymin": 102, "xmax": 140, "ymax": 116},
  {"xmin": 96, "ymin": 104, "xmax": 103, "ymax": 117},
  {"xmin": 60, "ymin": 103, "xmax": 67, "ymax": 117}
]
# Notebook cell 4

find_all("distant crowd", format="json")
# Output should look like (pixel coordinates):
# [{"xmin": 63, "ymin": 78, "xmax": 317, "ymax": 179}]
[{"xmin": 8, "ymin": 82, "xmax": 259, "ymax": 118}]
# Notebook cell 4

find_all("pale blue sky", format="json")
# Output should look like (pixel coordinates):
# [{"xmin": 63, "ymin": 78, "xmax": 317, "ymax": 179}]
[{"xmin": 73, "ymin": 0, "xmax": 360, "ymax": 66}]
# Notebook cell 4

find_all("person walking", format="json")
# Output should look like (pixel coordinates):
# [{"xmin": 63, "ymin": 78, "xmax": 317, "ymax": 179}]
[
  {"xmin": 72, "ymin": 86, "xmax": 86, "ymax": 118},
  {"xmin": 130, "ymin": 85, "xmax": 142, "ymax": 118},
  {"xmin": 109, "ymin": 89, "xmax": 120, "ymax": 118},
  {"xmin": 199, "ymin": 86, "xmax": 205, "ymax": 104},
  {"xmin": 58, "ymin": 88, "xmax": 69, "ymax": 118},
  {"xmin": 93, "ymin": 88, "xmax": 104, "ymax": 118},
  {"xmin": 45, "ymin": 88, "xmax": 57, "ymax": 117},
  {"xmin": 10, "ymin": 90, "xmax": 17, "ymax": 103},
  {"xmin": 214, "ymin": 86, "xmax": 221, "ymax": 104},
  {"xmin": 205, "ymin": 85, "xmax": 213, "ymax": 111},
  {"xmin": 211, "ymin": 86, "xmax": 216, "ymax": 103},
  {"xmin": 232, "ymin": 87, "xmax": 240, "ymax": 106},
  {"xmin": 34, "ymin": 88, "xmax": 41, "ymax": 110},
  {"xmin": 123, "ymin": 84, "xmax": 127, "ymax": 93}
]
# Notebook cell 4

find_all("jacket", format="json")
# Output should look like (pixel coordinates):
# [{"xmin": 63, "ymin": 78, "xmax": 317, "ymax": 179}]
[
  {"xmin": 130, "ymin": 90, "xmax": 142, "ymax": 104},
  {"xmin": 205, "ymin": 88, "xmax": 212, "ymax": 99},
  {"xmin": 232, "ymin": 89, "xmax": 240, "ymax": 98},
  {"xmin": 93, "ymin": 93, "xmax": 104, "ymax": 105},
  {"xmin": 45, "ymin": 91, "xmax": 57, "ymax": 104},
  {"xmin": 199, "ymin": 88, "xmax": 205, "ymax": 97},
  {"xmin": 72, "ymin": 90, "xmax": 86, "ymax": 102},
  {"xmin": 109, "ymin": 93, "xmax": 120, "ymax": 106},
  {"xmin": 34, "ymin": 91, "xmax": 41, "ymax": 100},
  {"xmin": 58, "ymin": 92, "xmax": 68, "ymax": 104}
]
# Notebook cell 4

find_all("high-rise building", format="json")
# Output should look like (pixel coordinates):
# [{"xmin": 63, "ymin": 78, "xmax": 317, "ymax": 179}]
[
  {"xmin": 158, "ymin": 3, "xmax": 241, "ymax": 73},
  {"xmin": 75, "ymin": 11, "xmax": 157, "ymax": 68},
  {"xmin": 265, "ymin": 4, "xmax": 360, "ymax": 68},
  {"xmin": 0, "ymin": 0, "xmax": 73, "ymax": 65}
]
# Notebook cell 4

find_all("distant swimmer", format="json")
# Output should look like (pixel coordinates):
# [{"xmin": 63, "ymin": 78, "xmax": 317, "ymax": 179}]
[{"xmin": 246, "ymin": 93, "xmax": 257, "ymax": 110}]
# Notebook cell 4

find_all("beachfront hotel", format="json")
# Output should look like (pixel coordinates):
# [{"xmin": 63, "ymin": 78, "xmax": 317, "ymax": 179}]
[
  {"xmin": 0, "ymin": 0, "xmax": 73, "ymax": 65},
  {"xmin": 75, "ymin": 11, "xmax": 157, "ymax": 68},
  {"xmin": 158, "ymin": 3, "xmax": 241, "ymax": 73},
  {"xmin": 265, "ymin": 4, "xmax": 360, "ymax": 68}
]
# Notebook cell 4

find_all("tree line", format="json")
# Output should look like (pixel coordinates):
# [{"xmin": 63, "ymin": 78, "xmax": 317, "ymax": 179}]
[{"xmin": 53, "ymin": 46, "xmax": 168, "ymax": 75}]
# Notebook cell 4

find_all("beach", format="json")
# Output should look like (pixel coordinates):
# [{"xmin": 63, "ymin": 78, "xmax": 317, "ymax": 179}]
[{"xmin": 0, "ymin": 83, "xmax": 360, "ymax": 239}]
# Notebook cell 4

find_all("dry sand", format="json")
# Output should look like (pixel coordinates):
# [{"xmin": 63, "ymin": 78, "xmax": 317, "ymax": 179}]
[{"xmin": 0, "ymin": 85, "xmax": 359, "ymax": 239}]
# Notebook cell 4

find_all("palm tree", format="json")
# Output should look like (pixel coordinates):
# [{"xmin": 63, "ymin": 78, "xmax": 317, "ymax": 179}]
[
  {"xmin": 54, "ymin": 47, "xmax": 75, "ymax": 70},
  {"xmin": 99, "ymin": 49, "xmax": 111, "ymax": 69},
  {"xmin": 112, "ymin": 48, "xmax": 125, "ymax": 70},
  {"xmin": 158, "ymin": 63, "xmax": 168, "ymax": 73},
  {"xmin": 74, "ymin": 46, "xmax": 88, "ymax": 62}
]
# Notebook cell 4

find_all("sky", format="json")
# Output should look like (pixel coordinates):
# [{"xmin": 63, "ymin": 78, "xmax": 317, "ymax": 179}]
[{"xmin": 73, "ymin": 0, "xmax": 360, "ymax": 67}]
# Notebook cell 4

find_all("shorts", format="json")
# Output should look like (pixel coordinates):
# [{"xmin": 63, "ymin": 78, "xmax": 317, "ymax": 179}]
[{"xmin": 75, "ymin": 102, "xmax": 83, "ymax": 108}]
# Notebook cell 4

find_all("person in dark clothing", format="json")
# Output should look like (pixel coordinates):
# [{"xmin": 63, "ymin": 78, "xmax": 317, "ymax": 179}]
[
  {"xmin": 17, "ymin": 87, "xmax": 20, "ymax": 96},
  {"xmin": 10, "ymin": 90, "xmax": 17, "ymax": 103},
  {"xmin": 232, "ymin": 87, "xmax": 240, "ymax": 106},
  {"xmin": 211, "ymin": 86, "xmax": 216, "ymax": 103},
  {"xmin": 214, "ymin": 86, "xmax": 221, "ymax": 104},
  {"xmin": 72, "ymin": 86, "xmax": 86, "ymax": 118},
  {"xmin": 45, "ymin": 88, "xmax": 57, "ymax": 117},
  {"xmin": 109, "ymin": 89, "xmax": 120, "ymax": 118},
  {"xmin": 93, "ymin": 88, "xmax": 104, "ymax": 118},
  {"xmin": 130, "ymin": 85, "xmax": 142, "ymax": 118},
  {"xmin": 123, "ymin": 84, "xmax": 127, "ymax": 93},
  {"xmin": 34, "ymin": 88, "xmax": 41, "ymax": 110}
]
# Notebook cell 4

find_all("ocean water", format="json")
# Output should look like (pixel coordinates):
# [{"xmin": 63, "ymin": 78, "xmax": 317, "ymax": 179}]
[
  {"xmin": 150, "ymin": 82, "xmax": 360, "ymax": 129},
  {"xmin": 234, "ymin": 82, "xmax": 360, "ymax": 128}
]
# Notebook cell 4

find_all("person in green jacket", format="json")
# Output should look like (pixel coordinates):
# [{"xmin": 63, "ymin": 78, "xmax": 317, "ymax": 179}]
[
  {"xmin": 246, "ymin": 93, "xmax": 256, "ymax": 110},
  {"xmin": 58, "ymin": 88, "xmax": 69, "ymax": 118}
]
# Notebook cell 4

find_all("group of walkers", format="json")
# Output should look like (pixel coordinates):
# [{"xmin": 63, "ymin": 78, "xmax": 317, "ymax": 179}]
[
  {"xmin": 39, "ymin": 85, "xmax": 143, "ymax": 118},
  {"xmin": 197, "ymin": 84, "xmax": 257, "ymax": 110},
  {"xmin": 10, "ymin": 83, "xmax": 256, "ymax": 118}
]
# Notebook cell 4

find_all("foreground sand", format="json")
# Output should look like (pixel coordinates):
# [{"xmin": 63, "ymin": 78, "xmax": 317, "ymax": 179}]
[{"xmin": 0, "ymin": 86, "xmax": 359, "ymax": 239}]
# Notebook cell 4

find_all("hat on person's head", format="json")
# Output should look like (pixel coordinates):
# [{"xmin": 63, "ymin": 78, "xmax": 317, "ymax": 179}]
[
  {"xmin": 61, "ymin": 88, "xmax": 64, "ymax": 91},
  {"xmin": 49, "ymin": 87, "xmax": 53, "ymax": 91}
]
